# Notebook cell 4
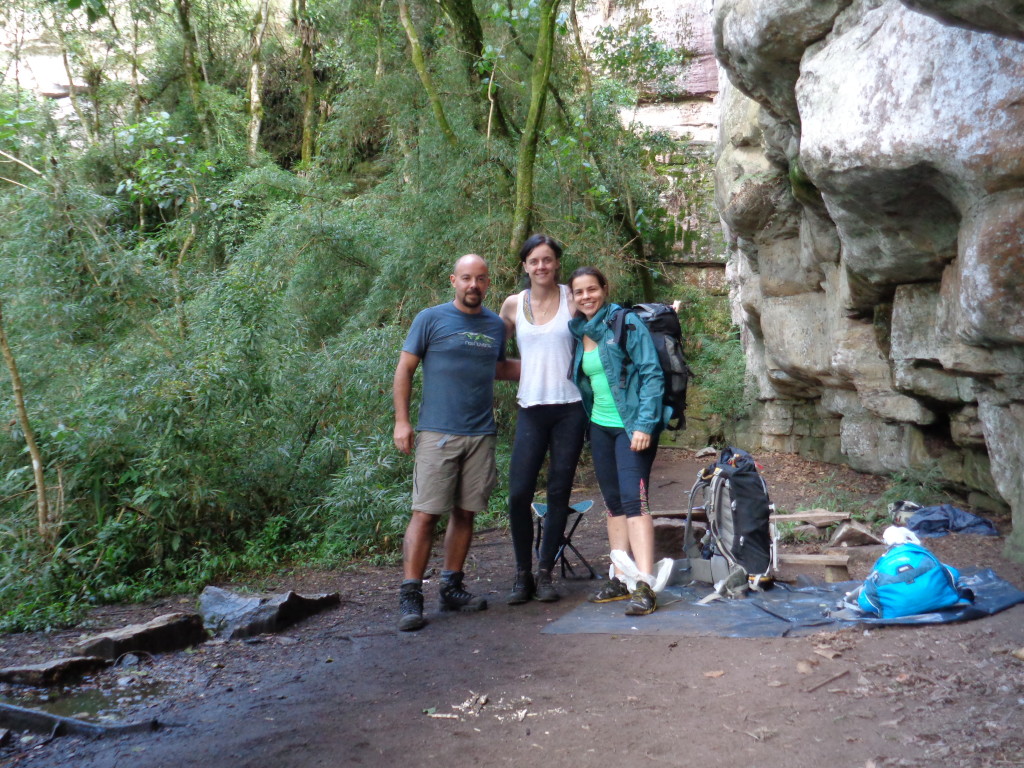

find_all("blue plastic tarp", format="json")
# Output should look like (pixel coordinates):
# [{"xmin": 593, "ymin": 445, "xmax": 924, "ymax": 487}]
[{"xmin": 541, "ymin": 568, "xmax": 1024, "ymax": 638}]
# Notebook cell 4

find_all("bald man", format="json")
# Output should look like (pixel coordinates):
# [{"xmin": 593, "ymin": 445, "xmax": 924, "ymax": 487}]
[{"xmin": 393, "ymin": 255, "xmax": 519, "ymax": 631}]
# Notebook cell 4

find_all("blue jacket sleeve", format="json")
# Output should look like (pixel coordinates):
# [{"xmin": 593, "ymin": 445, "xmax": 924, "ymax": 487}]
[{"xmin": 624, "ymin": 318, "xmax": 665, "ymax": 434}]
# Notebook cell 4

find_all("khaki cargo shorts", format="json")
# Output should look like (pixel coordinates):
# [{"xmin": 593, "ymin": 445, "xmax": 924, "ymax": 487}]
[{"xmin": 412, "ymin": 432, "xmax": 497, "ymax": 515}]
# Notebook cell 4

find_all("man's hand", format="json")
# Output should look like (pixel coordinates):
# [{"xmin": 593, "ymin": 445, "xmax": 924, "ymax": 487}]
[
  {"xmin": 393, "ymin": 351, "xmax": 420, "ymax": 454},
  {"xmin": 394, "ymin": 420, "xmax": 415, "ymax": 455}
]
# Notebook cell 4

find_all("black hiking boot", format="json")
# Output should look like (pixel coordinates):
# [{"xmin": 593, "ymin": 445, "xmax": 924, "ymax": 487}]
[
  {"xmin": 533, "ymin": 568, "xmax": 560, "ymax": 603},
  {"xmin": 624, "ymin": 580, "xmax": 657, "ymax": 616},
  {"xmin": 507, "ymin": 569, "xmax": 535, "ymax": 605},
  {"xmin": 398, "ymin": 582, "xmax": 426, "ymax": 631},
  {"xmin": 439, "ymin": 571, "xmax": 487, "ymax": 613}
]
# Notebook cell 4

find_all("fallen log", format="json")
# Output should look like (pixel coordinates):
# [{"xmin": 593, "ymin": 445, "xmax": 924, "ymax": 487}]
[{"xmin": 0, "ymin": 702, "xmax": 160, "ymax": 738}]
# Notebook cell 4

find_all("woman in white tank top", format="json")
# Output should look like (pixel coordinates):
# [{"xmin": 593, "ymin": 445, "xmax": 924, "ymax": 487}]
[{"xmin": 499, "ymin": 235, "xmax": 588, "ymax": 604}]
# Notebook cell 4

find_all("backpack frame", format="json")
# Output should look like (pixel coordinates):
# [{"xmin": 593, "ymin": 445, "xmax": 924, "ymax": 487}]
[{"xmin": 682, "ymin": 447, "xmax": 776, "ymax": 588}]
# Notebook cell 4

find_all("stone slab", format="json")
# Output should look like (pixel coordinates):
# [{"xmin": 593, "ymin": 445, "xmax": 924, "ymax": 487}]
[
  {"xmin": 0, "ymin": 656, "xmax": 108, "ymax": 687},
  {"xmin": 73, "ymin": 612, "xmax": 206, "ymax": 660},
  {"xmin": 200, "ymin": 587, "xmax": 341, "ymax": 640}
]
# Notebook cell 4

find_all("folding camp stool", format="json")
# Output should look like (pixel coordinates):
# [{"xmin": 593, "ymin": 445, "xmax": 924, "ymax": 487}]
[{"xmin": 531, "ymin": 500, "xmax": 597, "ymax": 579}]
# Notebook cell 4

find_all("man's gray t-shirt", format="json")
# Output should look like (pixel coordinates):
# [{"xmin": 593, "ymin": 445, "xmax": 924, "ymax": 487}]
[{"xmin": 402, "ymin": 302, "xmax": 506, "ymax": 435}]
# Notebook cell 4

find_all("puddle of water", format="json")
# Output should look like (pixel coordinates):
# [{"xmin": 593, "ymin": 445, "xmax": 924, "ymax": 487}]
[{"xmin": 0, "ymin": 676, "xmax": 168, "ymax": 723}]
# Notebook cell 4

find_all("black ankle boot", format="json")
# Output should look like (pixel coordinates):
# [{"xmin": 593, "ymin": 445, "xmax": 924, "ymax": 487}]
[
  {"xmin": 534, "ymin": 568, "xmax": 560, "ymax": 602},
  {"xmin": 507, "ymin": 569, "xmax": 535, "ymax": 605},
  {"xmin": 439, "ymin": 571, "xmax": 487, "ymax": 612}
]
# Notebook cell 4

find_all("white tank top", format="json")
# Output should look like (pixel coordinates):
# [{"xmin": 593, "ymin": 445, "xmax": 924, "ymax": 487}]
[{"xmin": 515, "ymin": 285, "xmax": 582, "ymax": 407}]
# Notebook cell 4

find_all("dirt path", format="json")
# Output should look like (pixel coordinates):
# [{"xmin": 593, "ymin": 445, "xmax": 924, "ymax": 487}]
[{"xmin": 3, "ymin": 449, "xmax": 1023, "ymax": 768}]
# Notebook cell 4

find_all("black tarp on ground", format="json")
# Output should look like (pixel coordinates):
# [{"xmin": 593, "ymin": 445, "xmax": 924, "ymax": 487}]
[
  {"xmin": 541, "ymin": 569, "xmax": 1024, "ymax": 638},
  {"xmin": 906, "ymin": 505, "xmax": 999, "ymax": 537}
]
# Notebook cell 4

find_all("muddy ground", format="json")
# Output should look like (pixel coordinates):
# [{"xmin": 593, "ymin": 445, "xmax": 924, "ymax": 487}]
[{"xmin": 1, "ymin": 448, "xmax": 1022, "ymax": 768}]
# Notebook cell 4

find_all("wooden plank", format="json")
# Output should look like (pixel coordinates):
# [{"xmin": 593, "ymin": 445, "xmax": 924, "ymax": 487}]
[
  {"xmin": 651, "ymin": 508, "xmax": 706, "ymax": 519},
  {"xmin": 777, "ymin": 552, "xmax": 850, "ymax": 583},
  {"xmin": 777, "ymin": 553, "xmax": 850, "ymax": 566},
  {"xmin": 770, "ymin": 510, "xmax": 849, "ymax": 527}
]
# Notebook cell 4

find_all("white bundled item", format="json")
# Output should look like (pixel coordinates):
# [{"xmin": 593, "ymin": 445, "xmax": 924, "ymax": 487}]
[
  {"xmin": 882, "ymin": 526, "xmax": 922, "ymax": 546},
  {"xmin": 696, "ymin": 568, "xmax": 751, "ymax": 604},
  {"xmin": 609, "ymin": 550, "xmax": 674, "ymax": 593}
]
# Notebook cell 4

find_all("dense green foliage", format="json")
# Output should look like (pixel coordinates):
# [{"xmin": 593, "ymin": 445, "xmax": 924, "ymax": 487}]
[{"xmin": 0, "ymin": 0, "xmax": 736, "ymax": 629}]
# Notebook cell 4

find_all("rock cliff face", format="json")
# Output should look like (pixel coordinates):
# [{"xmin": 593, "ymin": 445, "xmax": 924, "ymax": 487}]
[
  {"xmin": 713, "ymin": 0, "xmax": 1024, "ymax": 561},
  {"xmin": 578, "ymin": 0, "xmax": 719, "ymax": 143}
]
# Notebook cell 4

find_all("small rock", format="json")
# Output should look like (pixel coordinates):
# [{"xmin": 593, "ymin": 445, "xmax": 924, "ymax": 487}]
[{"xmin": 793, "ymin": 524, "xmax": 825, "ymax": 540}]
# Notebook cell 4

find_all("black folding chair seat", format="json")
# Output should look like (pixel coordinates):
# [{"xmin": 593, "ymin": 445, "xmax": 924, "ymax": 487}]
[{"xmin": 531, "ymin": 499, "xmax": 597, "ymax": 579}]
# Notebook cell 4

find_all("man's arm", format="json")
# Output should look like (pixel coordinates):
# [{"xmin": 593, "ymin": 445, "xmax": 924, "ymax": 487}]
[
  {"xmin": 499, "ymin": 293, "xmax": 517, "ymax": 341},
  {"xmin": 495, "ymin": 307, "xmax": 520, "ymax": 381},
  {"xmin": 496, "ymin": 358, "xmax": 520, "ymax": 381},
  {"xmin": 393, "ymin": 351, "xmax": 421, "ymax": 455}
]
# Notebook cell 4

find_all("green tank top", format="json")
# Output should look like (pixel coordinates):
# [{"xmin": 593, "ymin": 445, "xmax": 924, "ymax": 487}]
[{"xmin": 582, "ymin": 347, "xmax": 624, "ymax": 428}]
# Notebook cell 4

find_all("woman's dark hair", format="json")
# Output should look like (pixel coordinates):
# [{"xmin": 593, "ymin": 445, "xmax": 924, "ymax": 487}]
[
  {"xmin": 568, "ymin": 266, "xmax": 609, "ymax": 291},
  {"xmin": 518, "ymin": 233, "xmax": 563, "ymax": 263}
]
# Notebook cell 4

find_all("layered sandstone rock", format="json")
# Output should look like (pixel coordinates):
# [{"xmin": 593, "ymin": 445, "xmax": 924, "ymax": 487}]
[
  {"xmin": 578, "ymin": 0, "xmax": 720, "ymax": 143},
  {"xmin": 714, "ymin": 0, "xmax": 1024, "ymax": 560}
]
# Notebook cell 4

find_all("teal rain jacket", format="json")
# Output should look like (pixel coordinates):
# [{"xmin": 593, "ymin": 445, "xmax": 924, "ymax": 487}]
[{"xmin": 568, "ymin": 303, "xmax": 670, "ymax": 438}]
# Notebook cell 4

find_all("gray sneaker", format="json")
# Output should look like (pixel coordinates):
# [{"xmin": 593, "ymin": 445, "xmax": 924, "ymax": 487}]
[
  {"xmin": 624, "ymin": 580, "xmax": 657, "ymax": 616},
  {"xmin": 588, "ymin": 576, "xmax": 630, "ymax": 603},
  {"xmin": 398, "ymin": 583, "xmax": 426, "ymax": 631},
  {"xmin": 439, "ymin": 571, "xmax": 487, "ymax": 612}
]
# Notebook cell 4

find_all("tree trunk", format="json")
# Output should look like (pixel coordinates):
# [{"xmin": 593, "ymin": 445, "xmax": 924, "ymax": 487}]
[
  {"xmin": 173, "ymin": 220, "xmax": 196, "ymax": 340},
  {"xmin": 397, "ymin": 0, "xmax": 458, "ymax": 147},
  {"xmin": 0, "ymin": 302, "xmax": 52, "ymax": 544},
  {"xmin": 375, "ymin": 0, "xmax": 387, "ymax": 81},
  {"xmin": 54, "ymin": 24, "xmax": 96, "ymax": 146},
  {"xmin": 291, "ymin": 0, "xmax": 318, "ymax": 167},
  {"xmin": 130, "ymin": 8, "xmax": 143, "ymax": 122},
  {"xmin": 436, "ymin": 0, "xmax": 482, "ymax": 85},
  {"xmin": 569, "ymin": 0, "xmax": 594, "ymax": 120},
  {"xmin": 247, "ymin": 0, "xmax": 272, "ymax": 162},
  {"xmin": 437, "ymin": 0, "xmax": 510, "ymax": 137},
  {"xmin": 173, "ymin": 0, "xmax": 213, "ymax": 144},
  {"xmin": 509, "ymin": 0, "xmax": 560, "ymax": 256}
]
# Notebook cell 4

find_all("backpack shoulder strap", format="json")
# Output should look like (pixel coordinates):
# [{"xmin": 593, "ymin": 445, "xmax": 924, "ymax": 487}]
[
  {"xmin": 610, "ymin": 307, "xmax": 635, "ymax": 388},
  {"xmin": 611, "ymin": 306, "xmax": 632, "ymax": 348}
]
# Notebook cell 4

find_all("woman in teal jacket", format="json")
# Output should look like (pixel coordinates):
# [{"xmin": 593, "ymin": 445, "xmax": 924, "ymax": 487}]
[{"xmin": 568, "ymin": 266, "xmax": 670, "ymax": 615}]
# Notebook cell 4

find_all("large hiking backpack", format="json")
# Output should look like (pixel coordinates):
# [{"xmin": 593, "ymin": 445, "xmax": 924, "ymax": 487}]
[
  {"xmin": 855, "ymin": 542, "xmax": 974, "ymax": 618},
  {"xmin": 611, "ymin": 303, "xmax": 692, "ymax": 430},
  {"xmin": 682, "ymin": 447, "xmax": 775, "ymax": 592}
]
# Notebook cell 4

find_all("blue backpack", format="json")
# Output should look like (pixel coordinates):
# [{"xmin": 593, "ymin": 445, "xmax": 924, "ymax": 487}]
[{"xmin": 857, "ymin": 543, "xmax": 973, "ymax": 618}]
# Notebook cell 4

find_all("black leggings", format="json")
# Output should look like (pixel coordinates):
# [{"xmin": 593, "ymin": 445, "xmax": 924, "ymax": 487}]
[
  {"xmin": 508, "ymin": 402, "xmax": 588, "ymax": 571},
  {"xmin": 589, "ymin": 422, "xmax": 658, "ymax": 518}
]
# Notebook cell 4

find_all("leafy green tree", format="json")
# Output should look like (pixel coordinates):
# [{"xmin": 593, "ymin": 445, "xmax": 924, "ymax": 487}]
[{"xmin": 509, "ymin": 0, "xmax": 561, "ymax": 255}]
